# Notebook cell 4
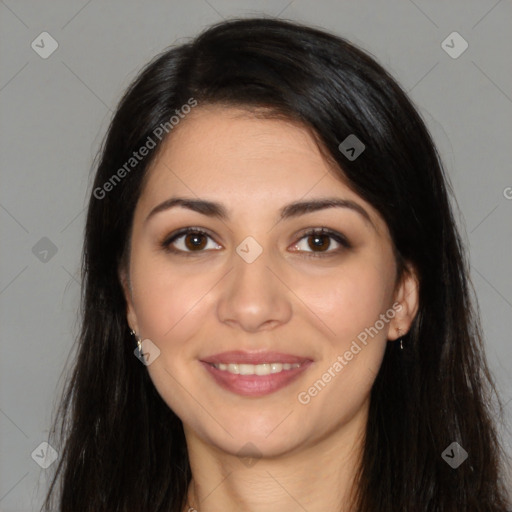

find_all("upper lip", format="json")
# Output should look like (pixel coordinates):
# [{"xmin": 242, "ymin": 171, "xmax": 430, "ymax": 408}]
[{"xmin": 201, "ymin": 350, "xmax": 312, "ymax": 365}]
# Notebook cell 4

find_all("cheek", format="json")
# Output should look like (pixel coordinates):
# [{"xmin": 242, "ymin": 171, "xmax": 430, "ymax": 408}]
[
  {"xmin": 298, "ymin": 251, "xmax": 394, "ymax": 347},
  {"xmin": 129, "ymin": 251, "xmax": 215, "ymax": 344},
  {"xmin": 293, "ymin": 251, "xmax": 394, "ymax": 419},
  {"xmin": 134, "ymin": 281, "xmax": 211, "ymax": 346}
]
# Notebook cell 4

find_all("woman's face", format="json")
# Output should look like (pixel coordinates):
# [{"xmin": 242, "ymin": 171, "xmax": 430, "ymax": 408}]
[{"xmin": 122, "ymin": 106, "xmax": 418, "ymax": 458}]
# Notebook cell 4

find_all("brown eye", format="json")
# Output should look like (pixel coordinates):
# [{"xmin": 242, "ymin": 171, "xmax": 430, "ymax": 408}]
[
  {"xmin": 161, "ymin": 228, "xmax": 221, "ymax": 255},
  {"xmin": 292, "ymin": 228, "xmax": 351, "ymax": 258},
  {"xmin": 161, "ymin": 227, "xmax": 350, "ymax": 258},
  {"xmin": 307, "ymin": 233, "xmax": 331, "ymax": 252},
  {"xmin": 183, "ymin": 232, "xmax": 208, "ymax": 251}
]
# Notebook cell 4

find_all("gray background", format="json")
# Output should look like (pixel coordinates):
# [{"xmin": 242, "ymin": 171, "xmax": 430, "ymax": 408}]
[{"xmin": 1, "ymin": 0, "xmax": 511, "ymax": 510}]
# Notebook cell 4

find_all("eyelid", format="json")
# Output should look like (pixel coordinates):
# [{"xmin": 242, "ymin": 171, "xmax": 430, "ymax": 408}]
[
  {"xmin": 290, "ymin": 227, "xmax": 351, "ymax": 259},
  {"xmin": 161, "ymin": 226, "xmax": 220, "ymax": 255},
  {"xmin": 160, "ymin": 226, "xmax": 351, "ymax": 257}
]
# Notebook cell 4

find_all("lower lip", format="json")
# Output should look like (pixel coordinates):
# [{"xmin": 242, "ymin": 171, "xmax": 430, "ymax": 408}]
[{"xmin": 200, "ymin": 361, "xmax": 313, "ymax": 397}]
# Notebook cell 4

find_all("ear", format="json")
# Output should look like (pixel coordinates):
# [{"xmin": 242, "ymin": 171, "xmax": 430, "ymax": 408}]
[
  {"xmin": 119, "ymin": 265, "xmax": 139, "ymax": 334},
  {"xmin": 388, "ymin": 262, "xmax": 419, "ymax": 341}
]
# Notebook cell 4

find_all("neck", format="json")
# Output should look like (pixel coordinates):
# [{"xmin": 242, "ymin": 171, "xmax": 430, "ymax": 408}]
[{"xmin": 183, "ymin": 407, "xmax": 366, "ymax": 512}]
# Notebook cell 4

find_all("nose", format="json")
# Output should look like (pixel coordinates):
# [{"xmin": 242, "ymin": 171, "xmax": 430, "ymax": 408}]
[{"xmin": 216, "ymin": 246, "xmax": 293, "ymax": 333}]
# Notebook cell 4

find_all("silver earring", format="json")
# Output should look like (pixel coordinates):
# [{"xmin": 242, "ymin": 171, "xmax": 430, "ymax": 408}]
[
  {"xmin": 397, "ymin": 328, "xmax": 404, "ymax": 350},
  {"xmin": 130, "ymin": 329, "xmax": 143, "ymax": 357}
]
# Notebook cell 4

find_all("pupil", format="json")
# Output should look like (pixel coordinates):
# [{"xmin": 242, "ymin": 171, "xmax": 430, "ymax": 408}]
[
  {"xmin": 186, "ymin": 233, "xmax": 206, "ymax": 250},
  {"xmin": 311, "ymin": 234, "xmax": 328, "ymax": 251}
]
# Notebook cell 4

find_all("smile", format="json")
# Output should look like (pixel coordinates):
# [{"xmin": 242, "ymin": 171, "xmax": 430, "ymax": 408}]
[{"xmin": 201, "ymin": 360, "xmax": 312, "ymax": 397}]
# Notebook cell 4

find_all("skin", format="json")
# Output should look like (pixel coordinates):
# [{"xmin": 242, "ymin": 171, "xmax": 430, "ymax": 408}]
[{"xmin": 120, "ymin": 106, "xmax": 419, "ymax": 512}]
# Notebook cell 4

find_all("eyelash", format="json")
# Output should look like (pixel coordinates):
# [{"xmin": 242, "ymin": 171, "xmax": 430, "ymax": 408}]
[{"xmin": 160, "ymin": 227, "xmax": 351, "ymax": 259}]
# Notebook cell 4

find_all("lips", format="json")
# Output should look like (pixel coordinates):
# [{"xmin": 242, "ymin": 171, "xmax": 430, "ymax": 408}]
[
  {"xmin": 201, "ymin": 350, "xmax": 311, "ymax": 365},
  {"xmin": 199, "ymin": 350, "xmax": 313, "ymax": 397}
]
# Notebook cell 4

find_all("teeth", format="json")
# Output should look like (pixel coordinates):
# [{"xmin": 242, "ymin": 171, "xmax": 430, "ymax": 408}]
[{"xmin": 212, "ymin": 362, "xmax": 301, "ymax": 375}]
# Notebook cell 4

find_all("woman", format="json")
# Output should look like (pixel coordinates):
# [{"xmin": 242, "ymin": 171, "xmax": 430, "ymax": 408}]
[{"xmin": 42, "ymin": 17, "xmax": 511, "ymax": 512}]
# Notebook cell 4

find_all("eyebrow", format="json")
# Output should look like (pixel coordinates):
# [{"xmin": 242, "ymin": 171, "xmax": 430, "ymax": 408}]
[{"xmin": 145, "ymin": 196, "xmax": 376, "ymax": 230}]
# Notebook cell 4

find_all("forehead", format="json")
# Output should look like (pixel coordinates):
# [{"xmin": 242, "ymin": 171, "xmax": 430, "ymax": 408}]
[{"xmin": 148, "ymin": 106, "xmax": 331, "ymax": 183}]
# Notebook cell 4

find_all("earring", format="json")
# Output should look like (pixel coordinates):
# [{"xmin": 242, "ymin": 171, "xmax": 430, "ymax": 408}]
[
  {"xmin": 130, "ymin": 329, "xmax": 143, "ymax": 357},
  {"xmin": 397, "ymin": 327, "xmax": 404, "ymax": 350}
]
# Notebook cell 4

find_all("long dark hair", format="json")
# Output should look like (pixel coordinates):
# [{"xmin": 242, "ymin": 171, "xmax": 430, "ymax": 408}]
[{"xmin": 42, "ymin": 17, "xmax": 510, "ymax": 511}]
